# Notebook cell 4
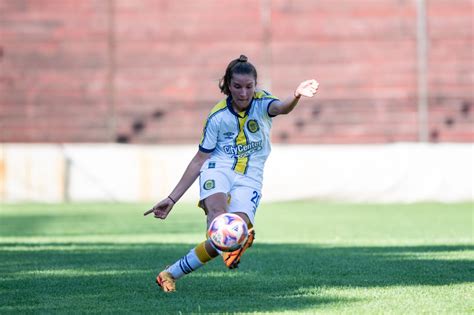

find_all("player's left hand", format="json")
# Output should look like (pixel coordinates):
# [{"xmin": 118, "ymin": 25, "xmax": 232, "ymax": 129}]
[{"xmin": 295, "ymin": 79, "xmax": 319, "ymax": 98}]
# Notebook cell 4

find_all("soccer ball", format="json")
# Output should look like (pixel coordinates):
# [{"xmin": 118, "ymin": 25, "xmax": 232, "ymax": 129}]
[{"xmin": 207, "ymin": 213, "xmax": 249, "ymax": 252}]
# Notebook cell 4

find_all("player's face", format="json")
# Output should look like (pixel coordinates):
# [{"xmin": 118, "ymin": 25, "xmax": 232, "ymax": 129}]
[{"xmin": 229, "ymin": 73, "xmax": 256, "ymax": 111}]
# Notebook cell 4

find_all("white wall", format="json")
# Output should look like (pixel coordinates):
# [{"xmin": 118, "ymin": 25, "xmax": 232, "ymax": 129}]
[{"xmin": 0, "ymin": 143, "xmax": 472, "ymax": 203}]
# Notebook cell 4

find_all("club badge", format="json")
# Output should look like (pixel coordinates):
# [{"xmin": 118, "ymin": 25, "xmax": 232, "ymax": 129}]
[
  {"xmin": 203, "ymin": 179, "xmax": 215, "ymax": 190},
  {"xmin": 247, "ymin": 120, "xmax": 259, "ymax": 133}
]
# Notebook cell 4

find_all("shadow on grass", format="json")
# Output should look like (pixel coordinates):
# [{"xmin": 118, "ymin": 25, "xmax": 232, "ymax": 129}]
[{"xmin": 0, "ymin": 243, "xmax": 472, "ymax": 313}]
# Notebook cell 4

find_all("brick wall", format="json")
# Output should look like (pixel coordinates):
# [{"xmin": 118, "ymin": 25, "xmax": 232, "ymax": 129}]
[{"xmin": 0, "ymin": 0, "xmax": 472, "ymax": 143}]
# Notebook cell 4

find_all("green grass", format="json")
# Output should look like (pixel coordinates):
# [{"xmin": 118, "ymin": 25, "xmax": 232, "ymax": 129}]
[{"xmin": 0, "ymin": 201, "xmax": 473, "ymax": 314}]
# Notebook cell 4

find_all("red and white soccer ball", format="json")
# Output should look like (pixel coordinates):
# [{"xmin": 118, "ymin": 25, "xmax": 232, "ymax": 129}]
[{"xmin": 207, "ymin": 213, "xmax": 249, "ymax": 252}]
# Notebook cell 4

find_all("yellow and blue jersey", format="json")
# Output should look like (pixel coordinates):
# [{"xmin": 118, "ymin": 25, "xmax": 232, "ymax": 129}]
[{"xmin": 199, "ymin": 90, "xmax": 279, "ymax": 184}]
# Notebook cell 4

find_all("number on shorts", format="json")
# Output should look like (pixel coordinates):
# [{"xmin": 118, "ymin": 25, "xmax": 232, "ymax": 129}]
[{"xmin": 250, "ymin": 191, "xmax": 261, "ymax": 207}]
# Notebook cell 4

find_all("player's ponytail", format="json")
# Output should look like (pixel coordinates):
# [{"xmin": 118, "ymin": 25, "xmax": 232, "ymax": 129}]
[{"xmin": 219, "ymin": 55, "xmax": 258, "ymax": 95}]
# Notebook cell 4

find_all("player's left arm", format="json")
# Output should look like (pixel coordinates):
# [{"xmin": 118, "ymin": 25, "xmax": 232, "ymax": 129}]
[{"xmin": 268, "ymin": 79, "xmax": 319, "ymax": 116}]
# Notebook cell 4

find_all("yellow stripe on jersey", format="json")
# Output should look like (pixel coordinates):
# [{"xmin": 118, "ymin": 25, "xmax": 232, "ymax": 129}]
[
  {"xmin": 199, "ymin": 99, "xmax": 227, "ymax": 146},
  {"xmin": 254, "ymin": 90, "xmax": 279, "ymax": 100},
  {"xmin": 233, "ymin": 115, "xmax": 249, "ymax": 174},
  {"xmin": 209, "ymin": 99, "xmax": 228, "ymax": 115}
]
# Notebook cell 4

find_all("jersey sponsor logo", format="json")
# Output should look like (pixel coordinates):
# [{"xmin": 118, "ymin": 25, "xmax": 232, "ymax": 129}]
[
  {"xmin": 247, "ymin": 120, "xmax": 259, "ymax": 133},
  {"xmin": 208, "ymin": 162, "xmax": 216, "ymax": 169},
  {"xmin": 223, "ymin": 141, "xmax": 263, "ymax": 158},
  {"xmin": 203, "ymin": 179, "xmax": 215, "ymax": 190}
]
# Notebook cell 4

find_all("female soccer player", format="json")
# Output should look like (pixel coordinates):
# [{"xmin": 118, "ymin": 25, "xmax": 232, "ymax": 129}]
[{"xmin": 144, "ymin": 55, "xmax": 319, "ymax": 292}]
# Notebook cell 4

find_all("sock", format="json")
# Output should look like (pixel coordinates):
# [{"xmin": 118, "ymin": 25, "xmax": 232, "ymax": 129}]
[
  {"xmin": 166, "ymin": 248, "xmax": 203, "ymax": 280},
  {"xmin": 166, "ymin": 242, "xmax": 216, "ymax": 280},
  {"xmin": 195, "ymin": 241, "xmax": 214, "ymax": 263}
]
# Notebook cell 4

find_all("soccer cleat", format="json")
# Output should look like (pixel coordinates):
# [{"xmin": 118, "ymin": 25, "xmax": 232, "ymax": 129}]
[
  {"xmin": 156, "ymin": 270, "xmax": 176, "ymax": 292},
  {"xmin": 222, "ymin": 229, "xmax": 255, "ymax": 269}
]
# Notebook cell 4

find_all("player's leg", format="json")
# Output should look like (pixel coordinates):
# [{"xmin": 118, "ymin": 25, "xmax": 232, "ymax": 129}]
[
  {"xmin": 221, "ymin": 215, "xmax": 256, "ymax": 269},
  {"xmin": 202, "ymin": 191, "xmax": 228, "ymax": 228},
  {"xmin": 221, "ymin": 185, "xmax": 261, "ymax": 269},
  {"xmin": 156, "ymin": 238, "xmax": 214, "ymax": 292},
  {"xmin": 156, "ymin": 193, "xmax": 227, "ymax": 292}
]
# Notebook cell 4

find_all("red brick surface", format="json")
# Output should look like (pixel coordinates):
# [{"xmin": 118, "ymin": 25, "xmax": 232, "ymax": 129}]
[{"xmin": 0, "ymin": 0, "xmax": 472, "ymax": 143}]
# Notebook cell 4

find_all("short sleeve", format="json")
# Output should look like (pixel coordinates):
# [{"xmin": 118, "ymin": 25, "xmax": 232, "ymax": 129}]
[
  {"xmin": 199, "ymin": 116, "xmax": 218, "ymax": 153},
  {"xmin": 255, "ymin": 90, "xmax": 279, "ymax": 118},
  {"xmin": 266, "ymin": 98, "xmax": 279, "ymax": 118}
]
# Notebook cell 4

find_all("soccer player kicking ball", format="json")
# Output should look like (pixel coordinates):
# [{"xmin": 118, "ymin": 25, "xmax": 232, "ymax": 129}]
[{"xmin": 144, "ymin": 55, "xmax": 319, "ymax": 292}]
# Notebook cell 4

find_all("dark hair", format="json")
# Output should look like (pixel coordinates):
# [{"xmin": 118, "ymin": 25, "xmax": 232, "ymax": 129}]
[{"xmin": 219, "ymin": 55, "xmax": 258, "ymax": 95}]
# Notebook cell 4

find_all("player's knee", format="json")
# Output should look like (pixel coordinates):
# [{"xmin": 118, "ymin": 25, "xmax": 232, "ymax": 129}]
[
  {"xmin": 205, "ymin": 203, "xmax": 226, "ymax": 215},
  {"xmin": 203, "ymin": 193, "xmax": 227, "ymax": 221}
]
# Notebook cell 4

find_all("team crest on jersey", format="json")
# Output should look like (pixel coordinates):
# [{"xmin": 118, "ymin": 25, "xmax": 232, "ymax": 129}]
[
  {"xmin": 203, "ymin": 179, "xmax": 215, "ymax": 190},
  {"xmin": 247, "ymin": 120, "xmax": 259, "ymax": 133}
]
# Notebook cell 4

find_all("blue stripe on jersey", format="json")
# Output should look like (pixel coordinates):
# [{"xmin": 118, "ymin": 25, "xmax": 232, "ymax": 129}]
[
  {"xmin": 232, "ymin": 156, "xmax": 238, "ymax": 170},
  {"xmin": 231, "ymin": 115, "xmax": 239, "ymax": 170},
  {"xmin": 198, "ymin": 145, "xmax": 215, "ymax": 153},
  {"xmin": 243, "ymin": 123, "xmax": 250, "ymax": 174},
  {"xmin": 266, "ymin": 98, "xmax": 279, "ymax": 117}
]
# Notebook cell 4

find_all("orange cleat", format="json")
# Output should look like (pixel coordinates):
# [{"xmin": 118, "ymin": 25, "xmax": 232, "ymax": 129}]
[
  {"xmin": 222, "ymin": 229, "xmax": 255, "ymax": 269},
  {"xmin": 156, "ymin": 270, "xmax": 176, "ymax": 292}
]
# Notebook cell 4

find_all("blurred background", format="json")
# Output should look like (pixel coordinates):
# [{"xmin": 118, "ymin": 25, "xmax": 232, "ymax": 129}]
[{"xmin": 0, "ymin": 0, "xmax": 472, "ymax": 203}]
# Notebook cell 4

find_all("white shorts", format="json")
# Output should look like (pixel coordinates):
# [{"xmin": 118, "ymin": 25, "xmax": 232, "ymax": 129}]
[{"xmin": 199, "ymin": 167, "xmax": 263, "ymax": 225}]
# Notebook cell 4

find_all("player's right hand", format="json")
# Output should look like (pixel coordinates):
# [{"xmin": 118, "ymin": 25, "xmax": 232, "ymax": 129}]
[{"xmin": 144, "ymin": 198, "xmax": 174, "ymax": 219}]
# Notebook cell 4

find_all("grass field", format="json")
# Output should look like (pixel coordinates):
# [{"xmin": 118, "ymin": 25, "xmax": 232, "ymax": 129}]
[{"xmin": 1, "ymin": 201, "xmax": 473, "ymax": 314}]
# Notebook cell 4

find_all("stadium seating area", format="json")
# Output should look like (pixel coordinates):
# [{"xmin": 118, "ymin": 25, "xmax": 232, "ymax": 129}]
[{"xmin": 0, "ymin": 0, "xmax": 472, "ymax": 143}]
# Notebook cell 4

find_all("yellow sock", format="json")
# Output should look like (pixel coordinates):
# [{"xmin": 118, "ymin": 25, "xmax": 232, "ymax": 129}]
[{"xmin": 195, "ymin": 241, "xmax": 213, "ymax": 263}]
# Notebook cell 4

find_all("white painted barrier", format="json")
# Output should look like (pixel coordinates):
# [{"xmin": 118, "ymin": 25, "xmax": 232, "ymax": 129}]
[{"xmin": 0, "ymin": 143, "xmax": 472, "ymax": 203}]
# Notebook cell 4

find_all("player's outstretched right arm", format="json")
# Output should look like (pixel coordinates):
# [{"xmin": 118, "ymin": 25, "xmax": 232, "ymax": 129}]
[
  {"xmin": 144, "ymin": 150, "xmax": 210, "ymax": 219},
  {"xmin": 268, "ymin": 79, "xmax": 319, "ymax": 116}
]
